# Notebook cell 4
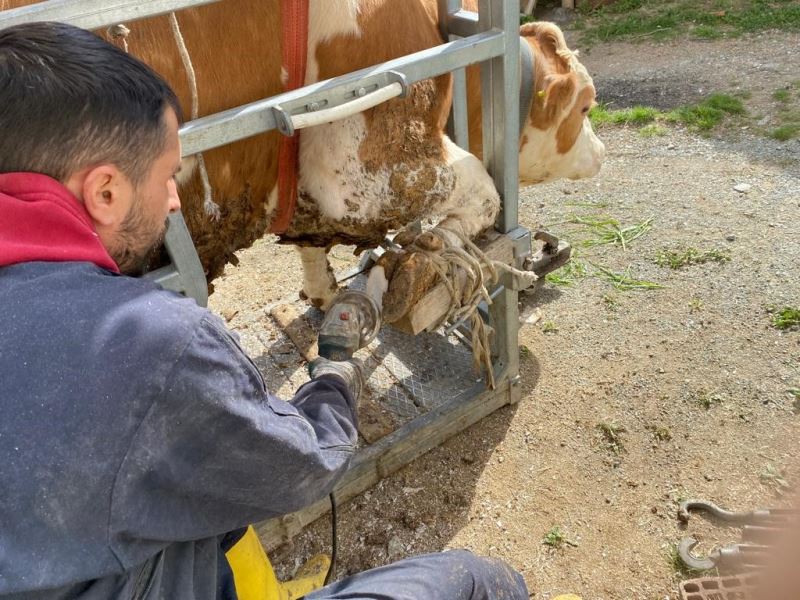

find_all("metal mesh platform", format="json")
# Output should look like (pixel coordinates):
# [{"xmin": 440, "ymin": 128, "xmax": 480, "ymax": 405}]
[{"xmin": 679, "ymin": 573, "xmax": 761, "ymax": 600}]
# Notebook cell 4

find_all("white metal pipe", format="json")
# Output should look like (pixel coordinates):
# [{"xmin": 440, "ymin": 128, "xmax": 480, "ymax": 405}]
[
  {"xmin": 0, "ymin": 0, "xmax": 220, "ymax": 31},
  {"xmin": 291, "ymin": 82, "xmax": 403, "ymax": 130}
]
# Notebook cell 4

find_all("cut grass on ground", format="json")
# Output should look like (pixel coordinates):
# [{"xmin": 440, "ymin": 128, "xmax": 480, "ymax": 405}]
[
  {"xmin": 655, "ymin": 247, "xmax": 732, "ymax": 269},
  {"xmin": 572, "ymin": 0, "xmax": 800, "ymax": 44},
  {"xmin": 590, "ymin": 94, "xmax": 745, "ymax": 133}
]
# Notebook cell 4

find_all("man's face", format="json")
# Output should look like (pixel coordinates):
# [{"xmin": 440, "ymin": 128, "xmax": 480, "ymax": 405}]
[{"xmin": 108, "ymin": 108, "xmax": 182, "ymax": 275}]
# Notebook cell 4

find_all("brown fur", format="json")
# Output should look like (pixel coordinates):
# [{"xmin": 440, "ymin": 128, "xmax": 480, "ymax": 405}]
[{"xmin": 1, "ymin": 1, "xmax": 595, "ymax": 291}]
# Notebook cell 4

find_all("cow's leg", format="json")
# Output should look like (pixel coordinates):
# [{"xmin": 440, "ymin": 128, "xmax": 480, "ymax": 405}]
[
  {"xmin": 383, "ymin": 138, "xmax": 500, "ymax": 322},
  {"xmin": 297, "ymin": 247, "xmax": 338, "ymax": 310},
  {"xmin": 430, "ymin": 137, "xmax": 500, "ymax": 242}
]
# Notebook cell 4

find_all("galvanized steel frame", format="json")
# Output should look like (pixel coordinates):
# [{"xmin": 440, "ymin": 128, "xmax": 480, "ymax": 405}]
[{"xmin": 1, "ymin": 0, "xmax": 525, "ymax": 538}]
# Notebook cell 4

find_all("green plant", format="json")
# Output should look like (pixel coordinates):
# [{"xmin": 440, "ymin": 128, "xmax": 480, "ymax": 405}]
[
  {"xmin": 666, "ymin": 94, "xmax": 745, "ymax": 131},
  {"xmin": 769, "ymin": 124, "xmax": 800, "ymax": 141},
  {"xmin": 655, "ymin": 247, "xmax": 731, "ymax": 269},
  {"xmin": 602, "ymin": 294, "xmax": 620, "ymax": 311},
  {"xmin": 647, "ymin": 425, "xmax": 673, "ymax": 441},
  {"xmin": 640, "ymin": 123, "xmax": 668, "ymax": 137},
  {"xmin": 574, "ymin": 215, "xmax": 654, "ymax": 250},
  {"xmin": 543, "ymin": 526, "xmax": 566, "ymax": 548},
  {"xmin": 590, "ymin": 104, "xmax": 660, "ymax": 127},
  {"xmin": 694, "ymin": 389, "xmax": 724, "ymax": 409},
  {"xmin": 543, "ymin": 526, "xmax": 578, "ymax": 549},
  {"xmin": 597, "ymin": 422, "xmax": 626, "ymax": 454},
  {"xmin": 773, "ymin": 88, "xmax": 791, "ymax": 102},
  {"xmin": 545, "ymin": 258, "xmax": 588, "ymax": 286},
  {"xmin": 668, "ymin": 543, "xmax": 708, "ymax": 577},
  {"xmin": 772, "ymin": 307, "xmax": 800, "ymax": 330},
  {"xmin": 573, "ymin": 0, "xmax": 800, "ymax": 45},
  {"xmin": 542, "ymin": 321, "xmax": 558, "ymax": 334},
  {"xmin": 689, "ymin": 297, "xmax": 704, "ymax": 313},
  {"xmin": 591, "ymin": 263, "xmax": 664, "ymax": 291}
]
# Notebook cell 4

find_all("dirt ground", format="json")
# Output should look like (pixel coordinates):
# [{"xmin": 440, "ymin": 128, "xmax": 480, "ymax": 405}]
[{"xmin": 209, "ymin": 31, "xmax": 800, "ymax": 600}]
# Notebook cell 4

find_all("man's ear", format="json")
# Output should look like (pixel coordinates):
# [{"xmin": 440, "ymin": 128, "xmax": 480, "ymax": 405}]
[{"xmin": 81, "ymin": 164, "xmax": 133, "ymax": 228}]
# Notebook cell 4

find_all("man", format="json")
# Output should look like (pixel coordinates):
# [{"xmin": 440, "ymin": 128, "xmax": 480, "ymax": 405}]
[{"xmin": 0, "ymin": 21, "xmax": 528, "ymax": 600}]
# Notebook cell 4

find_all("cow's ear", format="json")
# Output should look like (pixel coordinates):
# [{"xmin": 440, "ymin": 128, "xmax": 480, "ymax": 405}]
[
  {"xmin": 520, "ymin": 22, "xmax": 572, "ymax": 74},
  {"xmin": 542, "ymin": 73, "xmax": 576, "ymax": 122}
]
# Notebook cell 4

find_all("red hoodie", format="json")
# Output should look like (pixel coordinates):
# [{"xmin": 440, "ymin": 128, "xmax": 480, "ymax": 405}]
[{"xmin": 0, "ymin": 172, "xmax": 119, "ymax": 273}]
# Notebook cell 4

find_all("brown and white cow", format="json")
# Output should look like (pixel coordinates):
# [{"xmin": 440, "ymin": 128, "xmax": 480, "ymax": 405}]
[{"xmin": 1, "ymin": 0, "xmax": 604, "ymax": 316}]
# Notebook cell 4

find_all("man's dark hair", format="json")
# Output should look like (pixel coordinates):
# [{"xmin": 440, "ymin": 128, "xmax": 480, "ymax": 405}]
[{"xmin": 0, "ymin": 21, "xmax": 183, "ymax": 185}]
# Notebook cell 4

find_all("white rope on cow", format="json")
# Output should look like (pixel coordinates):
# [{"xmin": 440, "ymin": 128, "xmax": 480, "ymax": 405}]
[
  {"xmin": 168, "ymin": 12, "xmax": 220, "ymax": 220},
  {"xmin": 405, "ymin": 230, "xmax": 538, "ymax": 390}
]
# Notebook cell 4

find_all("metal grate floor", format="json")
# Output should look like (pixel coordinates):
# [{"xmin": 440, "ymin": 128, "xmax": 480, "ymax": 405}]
[
  {"xmin": 679, "ymin": 573, "xmax": 761, "ymax": 600},
  {"xmin": 230, "ymin": 276, "xmax": 483, "ymax": 438}
]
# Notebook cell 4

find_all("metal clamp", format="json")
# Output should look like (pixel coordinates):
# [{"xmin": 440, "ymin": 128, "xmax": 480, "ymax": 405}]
[{"xmin": 272, "ymin": 70, "xmax": 409, "ymax": 136}]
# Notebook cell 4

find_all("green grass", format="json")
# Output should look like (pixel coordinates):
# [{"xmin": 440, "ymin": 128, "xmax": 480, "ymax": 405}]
[
  {"xmin": 544, "ymin": 211, "xmax": 661, "ymax": 293},
  {"xmin": 545, "ymin": 258, "xmax": 589, "ymax": 286},
  {"xmin": 647, "ymin": 424, "xmax": 673, "ymax": 441},
  {"xmin": 693, "ymin": 389, "xmax": 724, "ymax": 409},
  {"xmin": 590, "ymin": 104, "xmax": 660, "ymax": 127},
  {"xmin": 542, "ymin": 321, "xmax": 559, "ymax": 334},
  {"xmin": 568, "ymin": 215, "xmax": 654, "ymax": 250},
  {"xmin": 773, "ymin": 88, "xmax": 792, "ymax": 102},
  {"xmin": 640, "ymin": 124, "xmax": 669, "ymax": 137},
  {"xmin": 591, "ymin": 263, "xmax": 664, "ymax": 291},
  {"xmin": 591, "ymin": 94, "xmax": 745, "ymax": 133},
  {"xmin": 573, "ymin": 0, "xmax": 800, "ymax": 44},
  {"xmin": 543, "ymin": 526, "xmax": 566, "ymax": 548},
  {"xmin": 665, "ymin": 94, "xmax": 746, "ymax": 130},
  {"xmin": 769, "ymin": 124, "xmax": 800, "ymax": 140},
  {"xmin": 655, "ymin": 247, "xmax": 731, "ymax": 269},
  {"xmin": 668, "ymin": 543, "xmax": 709, "ymax": 577},
  {"xmin": 771, "ymin": 307, "xmax": 800, "ymax": 331},
  {"xmin": 543, "ymin": 525, "xmax": 579, "ymax": 549}
]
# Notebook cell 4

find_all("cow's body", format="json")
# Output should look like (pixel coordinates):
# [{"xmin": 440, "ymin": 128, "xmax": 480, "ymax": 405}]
[{"xmin": 1, "ymin": 0, "xmax": 604, "ymax": 312}]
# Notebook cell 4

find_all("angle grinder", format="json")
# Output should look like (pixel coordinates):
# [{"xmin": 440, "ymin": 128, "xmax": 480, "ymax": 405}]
[{"xmin": 318, "ymin": 290, "xmax": 381, "ymax": 361}]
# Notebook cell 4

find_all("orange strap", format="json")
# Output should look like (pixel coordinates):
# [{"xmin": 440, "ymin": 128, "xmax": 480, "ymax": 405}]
[{"xmin": 270, "ymin": 0, "xmax": 309, "ymax": 234}]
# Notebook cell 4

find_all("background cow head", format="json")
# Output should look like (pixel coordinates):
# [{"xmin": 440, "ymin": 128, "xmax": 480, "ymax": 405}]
[{"xmin": 518, "ymin": 22, "xmax": 605, "ymax": 185}]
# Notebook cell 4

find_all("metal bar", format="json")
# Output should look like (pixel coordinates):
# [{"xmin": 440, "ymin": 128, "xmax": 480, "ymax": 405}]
[
  {"xmin": 447, "ymin": 9, "xmax": 480, "ymax": 38},
  {"xmin": 481, "ymin": 0, "xmax": 520, "ymax": 385},
  {"xmin": 0, "ymin": 0, "xmax": 220, "ymax": 30},
  {"xmin": 439, "ymin": 0, "xmax": 470, "ymax": 150},
  {"xmin": 144, "ymin": 211, "xmax": 208, "ymax": 306},
  {"xmin": 179, "ymin": 30, "xmax": 504, "ymax": 156}
]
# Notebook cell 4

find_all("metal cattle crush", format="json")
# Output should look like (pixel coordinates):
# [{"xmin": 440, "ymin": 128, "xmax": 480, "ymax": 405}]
[{"xmin": 0, "ymin": 0, "xmax": 534, "ymax": 546}]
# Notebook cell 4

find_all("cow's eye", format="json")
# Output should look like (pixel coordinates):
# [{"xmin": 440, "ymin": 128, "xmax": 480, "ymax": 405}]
[{"xmin": 581, "ymin": 106, "xmax": 590, "ymax": 114}]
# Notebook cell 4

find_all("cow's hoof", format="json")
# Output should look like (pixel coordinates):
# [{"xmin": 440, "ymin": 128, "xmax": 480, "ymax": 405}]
[
  {"xmin": 381, "ymin": 250, "xmax": 439, "ymax": 323},
  {"xmin": 299, "ymin": 289, "xmax": 336, "ymax": 311}
]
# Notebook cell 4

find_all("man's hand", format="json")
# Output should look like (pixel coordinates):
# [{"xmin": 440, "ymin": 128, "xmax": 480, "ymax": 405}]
[{"xmin": 308, "ymin": 357, "xmax": 364, "ymax": 404}]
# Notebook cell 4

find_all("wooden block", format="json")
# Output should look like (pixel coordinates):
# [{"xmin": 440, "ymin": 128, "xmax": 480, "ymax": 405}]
[
  {"xmin": 269, "ymin": 304, "xmax": 318, "ymax": 362},
  {"xmin": 357, "ymin": 390, "xmax": 398, "ymax": 444},
  {"xmin": 391, "ymin": 234, "xmax": 514, "ymax": 335}
]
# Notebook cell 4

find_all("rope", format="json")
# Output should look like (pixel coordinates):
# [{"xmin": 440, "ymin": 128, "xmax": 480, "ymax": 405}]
[
  {"xmin": 168, "ymin": 12, "xmax": 220, "ymax": 220},
  {"xmin": 405, "ymin": 230, "xmax": 538, "ymax": 390}
]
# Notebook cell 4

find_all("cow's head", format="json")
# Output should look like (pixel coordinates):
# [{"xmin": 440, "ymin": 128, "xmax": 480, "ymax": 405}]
[{"xmin": 518, "ymin": 22, "xmax": 604, "ymax": 185}]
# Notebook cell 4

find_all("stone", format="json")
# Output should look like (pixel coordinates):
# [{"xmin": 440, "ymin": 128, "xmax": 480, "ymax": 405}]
[{"xmin": 733, "ymin": 183, "xmax": 752, "ymax": 193}]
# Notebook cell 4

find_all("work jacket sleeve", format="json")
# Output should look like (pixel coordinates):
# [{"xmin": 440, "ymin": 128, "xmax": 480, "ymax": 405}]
[{"xmin": 108, "ymin": 314, "xmax": 358, "ymax": 557}]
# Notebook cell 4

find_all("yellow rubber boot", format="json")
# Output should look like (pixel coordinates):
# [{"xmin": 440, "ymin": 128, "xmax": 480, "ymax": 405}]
[{"xmin": 225, "ymin": 526, "xmax": 330, "ymax": 600}]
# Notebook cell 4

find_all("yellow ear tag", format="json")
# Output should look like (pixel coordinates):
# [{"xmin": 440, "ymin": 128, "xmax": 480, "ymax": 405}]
[{"xmin": 537, "ymin": 90, "xmax": 546, "ymax": 99}]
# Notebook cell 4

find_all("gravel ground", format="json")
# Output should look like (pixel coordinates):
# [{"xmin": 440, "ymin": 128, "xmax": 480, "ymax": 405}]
[{"xmin": 210, "ymin": 31, "xmax": 800, "ymax": 600}]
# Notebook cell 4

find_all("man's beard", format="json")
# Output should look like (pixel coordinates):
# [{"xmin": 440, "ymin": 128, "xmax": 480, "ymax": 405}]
[{"xmin": 109, "ymin": 204, "xmax": 170, "ymax": 276}]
